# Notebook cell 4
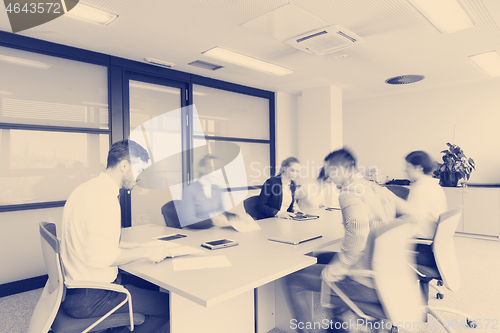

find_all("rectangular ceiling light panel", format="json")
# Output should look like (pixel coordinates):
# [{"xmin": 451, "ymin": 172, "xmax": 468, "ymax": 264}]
[
  {"xmin": 470, "ymin": 51, "xmax": 500, "ymax": 77},
  {"xmin": 66, "ymin": 3, "xmax": 118, "ymax": 25},
  {"xmin": 202, "ymin": 47, "xmax": 293, "ymax": 76},
  {"xmin": 408, "ymin": 0, "xmax": 474, "ymax": 34}
]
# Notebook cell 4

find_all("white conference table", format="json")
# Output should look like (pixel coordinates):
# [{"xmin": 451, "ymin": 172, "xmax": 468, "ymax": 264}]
[{"xmin": 120, "ymin": 209, "xmax": 344, "ymax": 333}]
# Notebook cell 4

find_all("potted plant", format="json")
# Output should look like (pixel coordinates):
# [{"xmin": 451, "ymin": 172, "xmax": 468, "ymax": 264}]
[{"xmin": 434, "ymin": 143, "xmax": 475, "ymax": 187}]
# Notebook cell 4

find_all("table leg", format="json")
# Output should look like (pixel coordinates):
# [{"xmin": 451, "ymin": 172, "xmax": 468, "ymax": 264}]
[
  {"xmin": 275, "ymin": 277, "xmax": 313, "ymax": 333},
  {"xmin": 170, "ymin": 290, "xmax": 254, "ymax": 333},
  {"xmin": 256, "ymin": 282, "xmax": 276, "ymax": 333}
]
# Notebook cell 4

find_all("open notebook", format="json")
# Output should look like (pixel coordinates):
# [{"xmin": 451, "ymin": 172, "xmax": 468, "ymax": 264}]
[{"xmin": 268, "ymin": 231, "xmax": 322, "ymax": 245}]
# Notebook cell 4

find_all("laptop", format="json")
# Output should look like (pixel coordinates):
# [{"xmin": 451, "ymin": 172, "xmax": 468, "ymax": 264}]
[{"xmin": 268, "ymin": 231, "xmax": 323, "ymax": 245}]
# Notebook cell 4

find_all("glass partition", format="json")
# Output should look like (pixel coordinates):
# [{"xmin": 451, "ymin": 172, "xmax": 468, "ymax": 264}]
[{"xmin": 129, "ymin": 80, "xmax": 183, "ymax": 226}]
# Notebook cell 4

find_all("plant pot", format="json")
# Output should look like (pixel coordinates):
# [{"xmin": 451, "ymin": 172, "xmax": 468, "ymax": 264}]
[{"xmin": 440, "ymin": 172, "xmax": 460, "ymax": 187}]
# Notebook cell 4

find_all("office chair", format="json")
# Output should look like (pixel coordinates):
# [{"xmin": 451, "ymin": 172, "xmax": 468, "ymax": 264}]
[
  {"xmin": 411, "ymin": 208, "xmax": 477, "ymax": 329},
  {"xmin": 28, "ymin": 222, "xmax": 145, "ymax": 333},
  {"xmin": 243, "ymin": 195, "xmax": 262, "ymax": 220},
  {"xmin": 161, "ymin": 200, "xmax": 182, "ymax": 229},
  {"xmin": 385, "ymin": 185, "xmax": 410, "ymax": 200},
  {"xmin": 321, "ymin": 221, "xmax": 423, "ymax": 333}
]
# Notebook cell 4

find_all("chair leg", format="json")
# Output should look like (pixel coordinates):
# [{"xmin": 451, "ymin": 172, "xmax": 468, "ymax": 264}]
[
  {"xmin": 419, "ymin": 278, "xmax": 432, "ymax": 322},
  {"xmin": 427, "ymin": 307, "xmax": 456, "ymax": 333},
  {"xmin": 429, "ymin": 306, "xmax": 476, "ymax": 325},
  {"xmin": 419, "ymin": 278, "xmax": 431, "ymax": 305}
]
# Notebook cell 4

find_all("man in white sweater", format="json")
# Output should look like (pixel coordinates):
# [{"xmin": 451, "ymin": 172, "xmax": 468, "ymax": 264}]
[{"xmin": 60, "ymin": 140, "xmax": 170, "ymax": 333}]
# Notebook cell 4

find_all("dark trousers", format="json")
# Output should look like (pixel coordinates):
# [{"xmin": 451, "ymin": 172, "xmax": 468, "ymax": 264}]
[{"xmin": 62, "ymin": 272, "xmax": 169, "ymax": 333}]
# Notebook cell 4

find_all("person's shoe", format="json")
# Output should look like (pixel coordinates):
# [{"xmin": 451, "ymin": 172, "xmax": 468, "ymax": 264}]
[{"xmin": 326, "ymin": 307, "xmax": 350, "ymax": 332}]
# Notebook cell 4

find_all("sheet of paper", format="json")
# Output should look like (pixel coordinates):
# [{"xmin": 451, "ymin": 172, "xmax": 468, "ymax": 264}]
[
  {"xmin": 229, "ymin": 218, "xmax": 261, "ymax": 233},
  {"xmin": 173, "ymin": 255, "xmax": 232, "ymax": 271},
  {"xmin": 168, "ymin": 245, "xmax": 204, "ymax": 257},
  {"xmin": 140, "ymin": 240, "xmax": 182, "ymax": 249}
]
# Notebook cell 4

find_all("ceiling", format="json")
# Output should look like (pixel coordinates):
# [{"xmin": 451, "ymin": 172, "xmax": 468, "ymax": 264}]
[{"xmin": 1, "ymin": 0, "xmax": 500, "ymax": 103}]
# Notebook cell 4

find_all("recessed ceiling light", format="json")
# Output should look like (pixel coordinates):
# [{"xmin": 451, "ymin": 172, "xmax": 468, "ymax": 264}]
[
  {"xmin": 408, "ymin": 0, "xmax": 474, "ymax": 34},
  {"xmin": 188, "ymin": 60, "xmax": 223, "ymax": 71},
  {"xmin": 469, "ymin": 51, "xmax": 500, "ymax": 77},
  {"xmin": 66, "ymin": 3, "xmax": 118, "ymax": 26},
  {"xmin": 385, "ymin": 75, "xmax": 425, "ymax": 85},
  {"xmin": 0, "ymin": 54, "xmax": 51, "ymax": 69},
  {"xmin": 144, "ymin": 57, "xmax": 175, "ymax": 68},
  {"xmin": 202, "ymin": 47, "xmax": 294, "ymax": 76}
]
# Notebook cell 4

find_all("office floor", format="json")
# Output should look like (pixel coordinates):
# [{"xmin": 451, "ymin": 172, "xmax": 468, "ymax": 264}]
[{"xmin": 1, "ymin": 235, "xmax": 498, "ymax": 333}]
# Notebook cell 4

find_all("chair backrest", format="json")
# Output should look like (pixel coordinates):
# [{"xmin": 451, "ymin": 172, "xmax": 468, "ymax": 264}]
[
  {"xmin": 161, "ymin": 200, "xmax": 182, "ymax": 229},
  {"xmin": 432, "ymin": 208, "xmax": 462, "ymax": 291},
  {"xmin": 372, "ymin": 221, "xmax": 424, "ymax": 326},
  {"xmin": 28, "ymin": 222, "xmax": 65, "ymax": 333},
  {"xmin": 385, "ymin": 185, "xmax": 410, "ymax": 200},
  {"xmin": 243, "ymin": 196, "xmax": 261, "ymax": 220}
]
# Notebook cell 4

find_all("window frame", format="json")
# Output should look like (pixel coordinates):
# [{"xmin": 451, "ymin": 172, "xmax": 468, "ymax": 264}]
[{"xmin": 0, "ymin": 31, "xmax": 276, "ymax": 225}]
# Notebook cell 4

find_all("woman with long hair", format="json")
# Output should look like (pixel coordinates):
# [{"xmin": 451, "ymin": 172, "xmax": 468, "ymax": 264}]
[{"xmin": 256, "ymin": 157, "xmax": 301, "ymax": 219}]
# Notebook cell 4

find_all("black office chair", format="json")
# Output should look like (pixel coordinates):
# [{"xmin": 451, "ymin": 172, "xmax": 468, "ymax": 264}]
[
  {"xmin": 161, "ymin": 200, "xmax": 182, "ymax": 229},
  {"xmin": 413, "ymin": 209, "xmax": 461, "ymax": 301},
  {"xmin": 162, "ymin": 200, "xmax": 214, "ymax": 229},
  {"xmin": 385, "ymin": 185, "xmax": 410, "ymax": 200},
  {"xmin": 243, "ymin": 195, "xmax": 262, "ymax": 220},
  {"xmin": 410, "ymin": 208, "xmax": 477, "ymax": 329}
]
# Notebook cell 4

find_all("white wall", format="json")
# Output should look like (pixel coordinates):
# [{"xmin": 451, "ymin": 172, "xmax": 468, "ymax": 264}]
[
  {"xmin": 275, "ymin": 92, "xmax": 299, "ymax": 167},
  {"xmin": 297, "ymin": 86, "xmax": 343, "ymax": 207},
  {"xmin": 298, "ymin": 86, "xmax": 343, "ymax": 176},
  {"xmin": 0, "ymin": 208, "xmax": 63, "ymax": 284},
  {"xmin": 343, "ymin": 80, "xmax": 500, "ymax": 184}
]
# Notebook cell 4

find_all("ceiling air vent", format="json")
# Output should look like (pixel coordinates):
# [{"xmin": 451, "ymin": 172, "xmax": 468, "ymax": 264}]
[
  {"xmin": 283, "ymin": 25, "xmax": 365, "ymax": 55},
  {"xmin": 385, "ymin": 75, "xmax": 425, "ymax": 85},
  {"xmin": 188, "ymin": 60, "xmax": 223, "ymax": 71}
]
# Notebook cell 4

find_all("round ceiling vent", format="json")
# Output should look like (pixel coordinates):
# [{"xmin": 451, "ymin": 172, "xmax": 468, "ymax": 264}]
[{"xmin": 385, "ymin": 75, "xmax": 425, "ymax": 85}]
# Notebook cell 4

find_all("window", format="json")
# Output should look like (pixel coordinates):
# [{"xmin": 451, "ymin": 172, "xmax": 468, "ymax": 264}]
[
  {"xmin": 193, "ymin": 84, "xmax": 271, "ymax": 190},
  {"xmin": 0, "ymin": 46, "xmax": 109, "ymax": 208}
]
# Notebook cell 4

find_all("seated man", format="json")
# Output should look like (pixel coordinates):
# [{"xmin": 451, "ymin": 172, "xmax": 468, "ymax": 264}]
[
  {"xmin": 286, "ymin": 149, "xmax": 413, "ymax": 333},
  {"xmin": 60, "ymin": 140, "xmax": 170, "ymax": 333},
  {"xmin": 178, "ymin": 154, "xmax": 233, "ymax": 228}
]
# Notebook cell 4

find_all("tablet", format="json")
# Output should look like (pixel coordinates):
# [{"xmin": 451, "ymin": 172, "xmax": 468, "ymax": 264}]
[
  {"xmin": 291, "ymin": 213, "xmax": 319, "ymax": 221},
  {"xmin": 268, "ymin": 232, "xmax": 322, "ymax": 245},
  {"xmin": 154, "ymin": 233, "xmax": 187, "ymax": 241}
]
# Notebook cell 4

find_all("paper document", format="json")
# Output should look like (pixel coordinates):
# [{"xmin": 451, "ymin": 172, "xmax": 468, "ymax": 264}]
[
  {"xmin": 167, "ymin": 245, "xmax": 204, "ymax": 258},
  {"xmin": 229, "ymin": 218, "xmax": 261, "ymax": 233},
  {"xmin": 140, "ymin": 240, "xmax": 182, "ymax": 249},
  {"xmin": 173, "ymin": 255, "xmax": 232, "ymax": 271}
]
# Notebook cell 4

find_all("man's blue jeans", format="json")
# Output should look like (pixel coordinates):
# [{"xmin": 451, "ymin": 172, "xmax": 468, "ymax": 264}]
[{"xmin": 62, "ymin": 273, "xmax": 169, "ymax": 333}]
